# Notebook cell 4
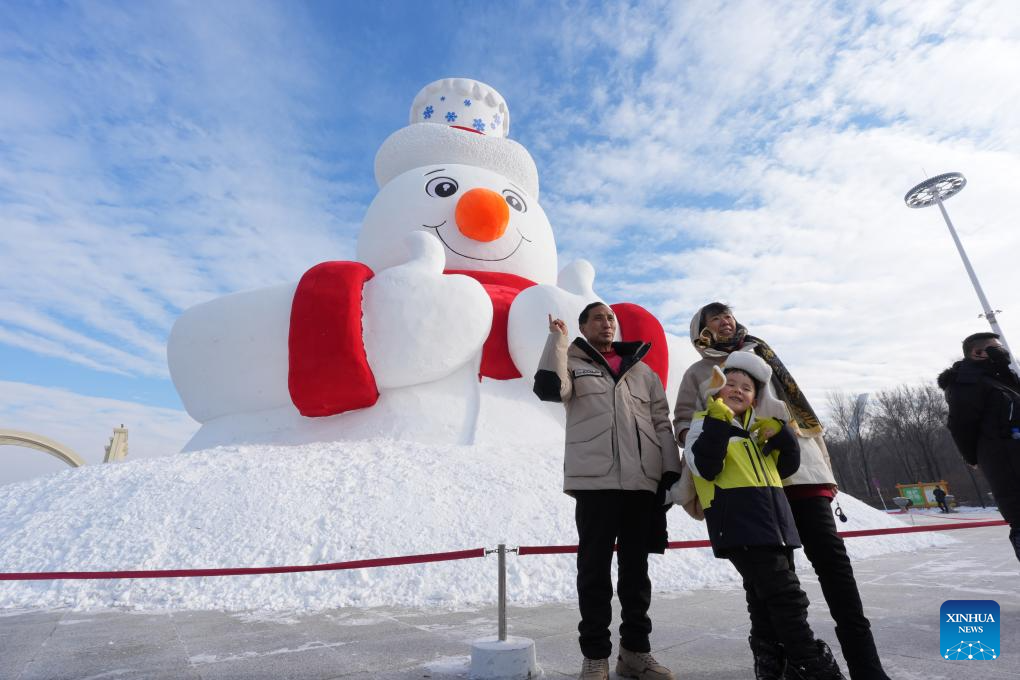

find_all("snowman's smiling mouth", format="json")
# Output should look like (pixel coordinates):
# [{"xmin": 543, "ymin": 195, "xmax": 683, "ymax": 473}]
[{"xmin": 422, "ymin": 220, "xmax": 532, "ymax": 262}]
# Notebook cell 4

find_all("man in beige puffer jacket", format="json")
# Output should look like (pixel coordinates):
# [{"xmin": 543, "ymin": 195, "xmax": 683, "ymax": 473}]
[{"xmin": 534, "ymin": 302, "xmax": 680, "ymax": 680}]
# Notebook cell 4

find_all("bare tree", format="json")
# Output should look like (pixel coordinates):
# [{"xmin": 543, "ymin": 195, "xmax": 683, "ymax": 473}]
[
  {"xmin": 821, "ymin": 380, "xmax": 993, "ymax": 508},
  {"xmin": 915, "ymin": 384, "xmax": 949, "ymax": 480},
  {"xmin": 826, "ymin": 391, "xmax": 876, "ymax": 497},
  {"xmin": 871, "ymin": 389, "xmax": 919, "ymax": 482},
  {"xmin": 873, "ymin": 385, "xmax": 948, "ymax": 482}
]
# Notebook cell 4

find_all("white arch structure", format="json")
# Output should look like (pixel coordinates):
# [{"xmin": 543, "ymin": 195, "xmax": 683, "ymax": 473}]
[{"xmin": 0, "ymin": 428, "xmax": 87, "ymax": 468}]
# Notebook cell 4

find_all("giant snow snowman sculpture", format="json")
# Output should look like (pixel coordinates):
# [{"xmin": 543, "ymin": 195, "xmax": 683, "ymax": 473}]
[{"xmin": 168, "ymin": 78, "xmax": 670, "ymax": 451}]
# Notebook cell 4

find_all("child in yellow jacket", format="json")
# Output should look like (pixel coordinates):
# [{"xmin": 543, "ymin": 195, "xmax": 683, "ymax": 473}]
[{"xmin": 670, "ymin": 352, "xmax": 844, "ymax": 679}]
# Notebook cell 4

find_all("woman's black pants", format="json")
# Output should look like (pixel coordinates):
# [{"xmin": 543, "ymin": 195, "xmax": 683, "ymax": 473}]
[{"xmin": 789, "ymin": 495, "xmax": 888, "ymax": 679}]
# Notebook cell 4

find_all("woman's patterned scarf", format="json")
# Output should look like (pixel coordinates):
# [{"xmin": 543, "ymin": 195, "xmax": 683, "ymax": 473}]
[
  {"xmin": 694, "ymin": 326, "xmax": 744, "ymax": 358},
  {"xmin": 695, "ymin": 323, "xmax": 823, "ymax": 436}
]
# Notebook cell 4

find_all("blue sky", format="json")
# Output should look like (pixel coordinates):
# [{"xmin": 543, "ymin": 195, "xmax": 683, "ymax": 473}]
[{"xmin": 3, "ymin": 0, "xmax": 1020, "ymax": 484}]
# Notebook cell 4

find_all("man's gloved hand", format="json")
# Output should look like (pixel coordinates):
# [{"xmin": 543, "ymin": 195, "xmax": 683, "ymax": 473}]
[
  {"xmin": 706, "ymin": 396, "xmax": 734, "ymax": 423},
  {"xmin": 656, "ymin": 471, "xmax": 681, "ymax": 507},
  {"xmin": 750, "ymin": 417, "xmax": 784, "ymax": 446}
]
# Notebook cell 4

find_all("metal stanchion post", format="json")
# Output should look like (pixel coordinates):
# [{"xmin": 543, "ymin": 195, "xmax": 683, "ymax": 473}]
[
  {"xmin": 471, "ymin": 544, "xmax": 539, "ymax": 678},
  {"xmin": 498, "ymin": 543, "xmax": 507, "ymax": 642}
]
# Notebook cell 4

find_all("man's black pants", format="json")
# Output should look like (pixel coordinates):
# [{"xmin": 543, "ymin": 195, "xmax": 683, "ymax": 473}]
[
  {"xmin": 727, "ymin": 546, "xmax": 817, "ymax": 662},
  {"xmin": 574, "ymin": 490, "xmax": 655, "ymax": 660},
  {"xmin": 790, "ymin": 496, "xmax": 887, "ymax": 679}
]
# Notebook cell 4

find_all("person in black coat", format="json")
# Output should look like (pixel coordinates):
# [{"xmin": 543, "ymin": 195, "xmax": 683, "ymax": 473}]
[{"xmin": 938, "ymin": 331, "xmax": 1020, "ymax": 562}]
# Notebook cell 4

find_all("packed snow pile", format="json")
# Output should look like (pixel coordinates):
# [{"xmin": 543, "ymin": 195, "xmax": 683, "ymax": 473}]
[{"xmin": 0, "ymin": 439, "xmax": 950, "ymax": 612}]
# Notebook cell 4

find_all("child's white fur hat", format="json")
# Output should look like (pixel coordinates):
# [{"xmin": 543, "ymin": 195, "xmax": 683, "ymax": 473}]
[{"xmin": 702, "ymin": 352, "xmax": 790, "ymax": 421}]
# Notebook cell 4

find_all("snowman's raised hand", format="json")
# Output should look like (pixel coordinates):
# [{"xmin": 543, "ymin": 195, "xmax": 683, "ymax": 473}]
[
  {"xmin": 508, "ymin": 262, "xmax": 601, "ymax": 377},
  {"xmin": 362, "ymin": 232, "xmax": 492, "ymax": 389},
  {"xmin": 383, "ymin": 228, "xmax": 446, "ymax": 274},
  {"xmin": 557, "ymin": 259, "xmax": 597, "ymax": 298}
]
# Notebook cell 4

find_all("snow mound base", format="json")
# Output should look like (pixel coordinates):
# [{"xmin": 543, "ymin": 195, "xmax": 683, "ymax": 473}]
[{"xmin": 0, "ymin": 440, "xmax": 950, "ymax": 611}]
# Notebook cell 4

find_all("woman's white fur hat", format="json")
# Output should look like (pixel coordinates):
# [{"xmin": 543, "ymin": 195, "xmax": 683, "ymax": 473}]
[{"xmin": 374, "ymin": 78, "xmax": 540, "ymax": 198}]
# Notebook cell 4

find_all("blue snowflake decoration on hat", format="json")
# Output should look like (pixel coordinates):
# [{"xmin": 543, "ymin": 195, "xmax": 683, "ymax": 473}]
[{"xmin": 407, "ymin": 80, "xmax": 510, "ymax": 139}]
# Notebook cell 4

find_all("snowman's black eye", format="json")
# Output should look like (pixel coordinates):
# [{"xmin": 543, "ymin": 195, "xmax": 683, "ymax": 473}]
[
  {"xmin": 503, "ymin": 189, "xmax": 527, "ymax": 213},
  {"xmin": 425, "ymin": 177, "xmax": 459, "ymax": 198}
]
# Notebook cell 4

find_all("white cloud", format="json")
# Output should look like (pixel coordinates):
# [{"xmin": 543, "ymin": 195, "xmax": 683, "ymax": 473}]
[
  {"xmin": 0, "ymin": 2, "xmax": 362, "ymax": 378},
  {"xmin": 518, "ymin": 0, "xmax": 1020, "ymax": 406}
]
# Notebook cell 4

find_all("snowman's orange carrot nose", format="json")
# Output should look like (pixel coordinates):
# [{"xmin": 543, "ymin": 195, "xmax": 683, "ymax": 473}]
[{"xmin": 455, "ymin": 188, "xmax": 510, "ymax": 242}]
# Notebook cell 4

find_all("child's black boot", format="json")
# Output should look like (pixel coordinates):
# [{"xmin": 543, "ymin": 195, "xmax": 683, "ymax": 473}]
[
  {"xmin": 785, "ymin": 640, "xmax": 845, "ymax": 680},
  {"xmin": 748, "ymin": 636, "xmax": 785, "ymax": 679}
]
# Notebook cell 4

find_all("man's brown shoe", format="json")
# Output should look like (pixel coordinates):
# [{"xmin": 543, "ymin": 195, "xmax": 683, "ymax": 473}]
[
  {"xmin": 579, "ymin": 656, "xmax": 609, "ymax": 680},
  {"xmin": 616, "ymin": 647, "xmax": 675, "ymax": 680}
]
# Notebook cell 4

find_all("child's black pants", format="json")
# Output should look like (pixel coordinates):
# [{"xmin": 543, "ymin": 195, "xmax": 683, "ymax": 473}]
[{"xmin": 726, "ymin": 545, "xmax": 817, "ymax": 662}]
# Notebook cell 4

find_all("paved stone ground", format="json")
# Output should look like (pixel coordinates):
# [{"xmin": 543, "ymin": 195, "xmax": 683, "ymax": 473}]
[{"xmin": 2, "ymin": 515, "xmax": 1017, "ymax": 679}]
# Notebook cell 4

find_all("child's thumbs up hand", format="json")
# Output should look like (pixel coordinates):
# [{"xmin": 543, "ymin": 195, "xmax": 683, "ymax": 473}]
[
  {"xmin": 706, "ymin": 396, "xmax": 734, "ymax": 423},
  {"xmin": 750, "ymin": 418, "xmax": 784, "ymax": 446}
]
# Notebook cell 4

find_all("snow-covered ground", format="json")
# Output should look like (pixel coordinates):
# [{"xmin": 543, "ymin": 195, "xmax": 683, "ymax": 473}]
[{"xmin": 0, "ymin": 439, "xmax": 954, "ymax": 611}]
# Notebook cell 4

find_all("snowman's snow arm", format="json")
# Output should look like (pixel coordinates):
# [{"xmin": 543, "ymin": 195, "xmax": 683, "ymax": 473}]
[
  {"xmin": 610, "ymin": 302, "xmax": 669, "ymax": 388},
  {"xmin": 287, "ymin": 234, "xmax": 495, "ymax": 415},
  {"xmin": 509, "ymin": 260, "xmax": 669, "ymax": 390},
  {"xmin": 530, "ymin": 304, "xmax": 669, "ymax": 403},
  {"xmin": 168, "ymin": 282, "xmax": 297, "ymax": 423}
]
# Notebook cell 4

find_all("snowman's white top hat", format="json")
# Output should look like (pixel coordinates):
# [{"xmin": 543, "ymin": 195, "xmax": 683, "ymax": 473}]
[{"xmin": 374, "ymin": 77, "xmax": 540, "ymax": 199}]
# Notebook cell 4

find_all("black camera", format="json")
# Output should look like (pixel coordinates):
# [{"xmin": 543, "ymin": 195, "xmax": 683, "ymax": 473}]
[{"xmin": 986, "ymin": 345, "xmax": 1011, "ymax": 366}]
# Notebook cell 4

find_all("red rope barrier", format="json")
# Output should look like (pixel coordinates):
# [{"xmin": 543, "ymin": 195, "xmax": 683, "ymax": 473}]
[
  {"xmin": 837, "ymin": 519, "xmax": 1006, "ymax": 538},
  {"xmin": 893, "ymin": 512, "xmax": 999, "ymax": 522},
  {"xmin": 0, "ymin": 548, "xmax": 485, "ymax": 582},
  {"xmin": 517, "ymin": 539, "xmax": 713, "ymax": 555},
  {"xmin": 517, "ymin": 545, "xmax": 579, "ymax": 556},
  {"xmin": 665, "ymin": 539, "xmax": 713, "ymax": 550},
  {"xmin": 518, "ymin": 520, "xmax": 1009, "ymax": 556},
  {"xmin": 0, "ymin": 520, "xmax": 1007, "ymax": 581}
]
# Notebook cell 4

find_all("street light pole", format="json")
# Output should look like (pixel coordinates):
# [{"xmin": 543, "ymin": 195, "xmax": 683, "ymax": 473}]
[{"xmin": 905, "ymin": 172, "xmax": 1020, "ymax": 376}]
